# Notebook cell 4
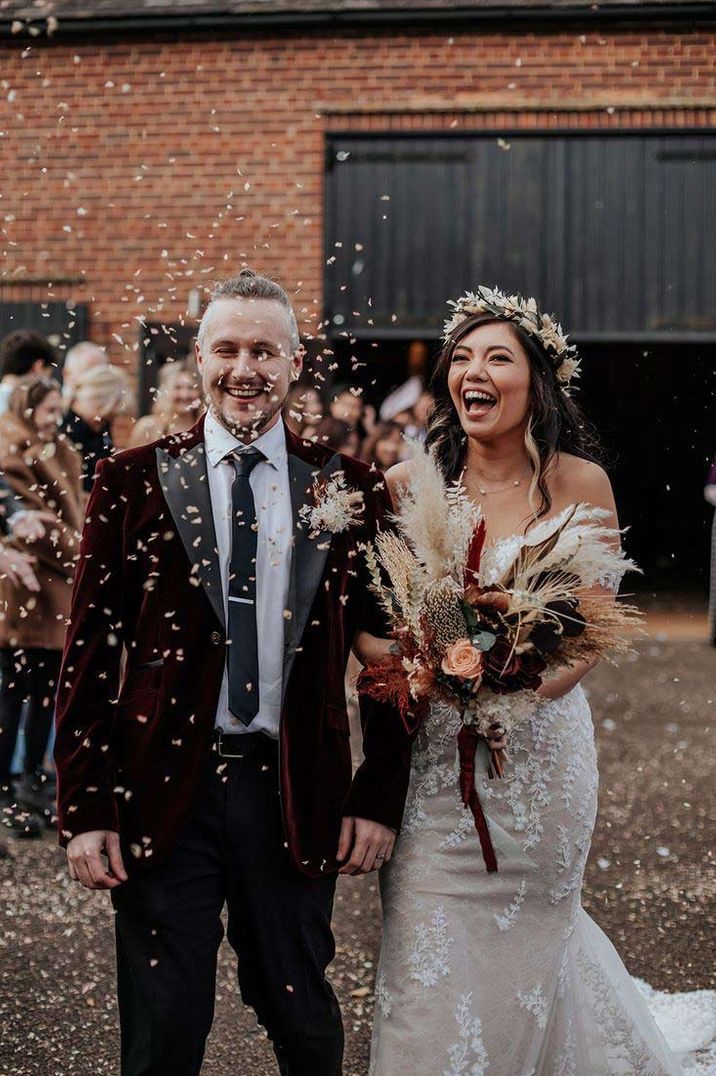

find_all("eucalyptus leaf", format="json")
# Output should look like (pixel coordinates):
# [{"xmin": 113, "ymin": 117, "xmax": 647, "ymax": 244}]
[{"xmin": 472, "ymin": 630, "xmax": 497, "ymax": 651}]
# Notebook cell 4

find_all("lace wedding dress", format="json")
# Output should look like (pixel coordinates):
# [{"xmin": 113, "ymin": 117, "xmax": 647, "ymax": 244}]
[{"xmin": 370, "ymin": 535, "xmax": 716, "ymax": 1076}]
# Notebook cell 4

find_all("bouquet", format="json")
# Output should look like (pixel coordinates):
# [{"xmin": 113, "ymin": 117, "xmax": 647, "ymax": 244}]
[{"xmin": 359, "ymin": 446, "xmax": 641, "ymax": 871}]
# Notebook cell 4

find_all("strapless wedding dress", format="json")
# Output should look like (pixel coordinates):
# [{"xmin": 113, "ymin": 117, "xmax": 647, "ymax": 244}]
[{"xmin": 370, "ymin": 535, "xmax": 716, "ymax": 1076}]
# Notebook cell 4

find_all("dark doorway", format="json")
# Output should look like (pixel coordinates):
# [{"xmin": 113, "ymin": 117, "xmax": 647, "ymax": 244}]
[
  {"xmin": 137, "ymin": 320, "xmax": 196, "ymax": 417},
  {"xmin": 579, "ymin": 341, "xmax": 715, "ymax": 595},
  {"xmin": 329, "ymin": 334, "xmax": 715, "ymax": 596},
  {"xmin": 327, "ymin": 336, "xmax": 423, "ymax": 409}
]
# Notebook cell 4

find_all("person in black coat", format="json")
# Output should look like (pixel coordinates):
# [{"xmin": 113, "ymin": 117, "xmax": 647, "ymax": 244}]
[
  {"xmin": 706, "ymin": 457, "xmax": 716, "ymax": 646},
  {"xmin": 61, "ymin": 364, "xmax": 133, "ymax": 494}
]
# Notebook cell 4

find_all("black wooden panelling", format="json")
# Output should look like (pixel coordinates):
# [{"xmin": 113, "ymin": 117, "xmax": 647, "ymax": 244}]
[
  {"xmin": 0, "ymin": 301, "xmax": 88, "ymax": 362},
  {"xmin": 325, "ymin": 134, "xmax": 716, "ymax": 339}
]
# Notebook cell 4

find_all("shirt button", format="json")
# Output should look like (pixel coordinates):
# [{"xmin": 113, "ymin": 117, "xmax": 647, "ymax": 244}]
[{"xmin": 210, "ymin": 631, "xmax": 222, "ymax": 646}]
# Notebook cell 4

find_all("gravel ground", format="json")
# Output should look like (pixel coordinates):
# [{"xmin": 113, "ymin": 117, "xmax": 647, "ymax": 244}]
[{"xmin": 1, "ymin": 638, "xmax": 714, "ymax": 1076}]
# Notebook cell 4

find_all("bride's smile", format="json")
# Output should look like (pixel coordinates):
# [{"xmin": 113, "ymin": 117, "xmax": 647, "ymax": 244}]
[{"xmin": 447, "ymin": 321, "xmax": 532, "ymax": 441}]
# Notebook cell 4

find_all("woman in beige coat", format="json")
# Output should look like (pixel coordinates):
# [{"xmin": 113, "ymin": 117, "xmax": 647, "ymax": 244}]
[
  {"xmin": 128, "ymin": 359, "xmax": 202, "ymax": 447},
  {"xmin": 0, "ymin": 377, "xmax": 83, "ymax": 836}
]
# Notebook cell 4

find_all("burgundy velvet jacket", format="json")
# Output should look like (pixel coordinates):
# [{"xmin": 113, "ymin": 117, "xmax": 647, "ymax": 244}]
[{"xmin": 54, "ymin": 416, "xmax": 411, "ymax": 877}]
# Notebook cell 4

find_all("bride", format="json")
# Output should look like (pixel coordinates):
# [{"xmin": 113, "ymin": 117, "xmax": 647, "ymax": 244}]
[{"xmin": 355, "ymin": 287, "xmax": 695, "ymax": 1075}]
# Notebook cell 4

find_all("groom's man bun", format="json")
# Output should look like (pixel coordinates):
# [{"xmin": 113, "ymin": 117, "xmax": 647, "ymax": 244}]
[
  {"xmin": 212, "ymin": 266, "xmax": 289, "ymax": 305},
  {"xmin": 199, "ymin": 267, "xmax": 300, "ymax": 353}
]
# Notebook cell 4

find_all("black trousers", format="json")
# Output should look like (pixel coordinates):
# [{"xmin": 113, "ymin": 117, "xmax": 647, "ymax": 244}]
[
  {"xmin": 0, "ymin": 647, "xmax": 61, "ymax": 785},
  {"xmin": 111, "ymin": 736, "xmax": 343, "ymax": 1076}
]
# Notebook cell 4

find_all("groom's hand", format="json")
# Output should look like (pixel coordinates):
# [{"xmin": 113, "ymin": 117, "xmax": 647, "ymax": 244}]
[
  {"xmin": 337, "ymin": 816, "xmax": 396, "ymax": 875},
  {"xmin": 67, "ymin": 830, "xmax": 128, "ymax": 890}
]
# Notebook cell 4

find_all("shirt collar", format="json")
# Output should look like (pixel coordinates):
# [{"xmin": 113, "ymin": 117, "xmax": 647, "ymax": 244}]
[{"xmin": 204, "ymin": 408, "xmax": 286, "ymax": 472}]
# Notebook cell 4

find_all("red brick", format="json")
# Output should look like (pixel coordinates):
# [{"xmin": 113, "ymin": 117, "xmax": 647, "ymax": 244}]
[{"xmin": 0, "ymin": 26, "xmax": 712, "ymax": 370}]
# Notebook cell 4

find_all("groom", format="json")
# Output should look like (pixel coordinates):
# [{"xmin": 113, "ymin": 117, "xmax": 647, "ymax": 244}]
[{"xmin": 54, "ymin": 269, "xmax": 412, "ymax": 1075}]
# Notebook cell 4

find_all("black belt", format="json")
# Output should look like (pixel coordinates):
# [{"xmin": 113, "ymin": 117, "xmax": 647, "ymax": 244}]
[{"xmin": 212, "ymin": 728, "xmax": 278, "ymax": 760}]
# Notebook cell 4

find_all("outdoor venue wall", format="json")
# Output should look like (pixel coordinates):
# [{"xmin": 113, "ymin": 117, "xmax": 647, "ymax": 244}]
[{"xmin": 0, "ymin": 25, "xmax": 714, "ymax": 372}]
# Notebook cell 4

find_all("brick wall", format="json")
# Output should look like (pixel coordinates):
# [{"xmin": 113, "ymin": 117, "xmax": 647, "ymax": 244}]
[{"xmin": 1, "ymin": 24, "xmax": 714, "ymax": 373}]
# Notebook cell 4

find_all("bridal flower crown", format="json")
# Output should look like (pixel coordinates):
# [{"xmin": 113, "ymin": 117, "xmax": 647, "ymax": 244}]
[{"xmin": 443, "ymin": 285, "xmax": 582, "ymax": 390}]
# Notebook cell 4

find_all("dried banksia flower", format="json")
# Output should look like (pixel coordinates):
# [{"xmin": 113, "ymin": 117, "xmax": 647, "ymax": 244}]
[{"xmin": 420, "ymin": 578, "xmax": 468, "ymax": 659}]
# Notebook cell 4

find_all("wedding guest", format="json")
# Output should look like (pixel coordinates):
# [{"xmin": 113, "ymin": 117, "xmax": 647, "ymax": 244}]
[
  {"xmin": 283, "ymin": 382, "xmax": 324, "ymax": 438},
  {"xmin": 0, "ymin": 476, "xmax": 55, "ymax": 544},
  {"xmin": 0, "ymin": 517, "xmax": 41, "ymax": 851},
  {"xmin": 0, "ymin": 537, "xmax": 40, "ymax": 857},
  {"xmin": 379, "ymin": 377, "xmax": 435, "ymax": 440},
  {"xmin": 361, "ymin": 421, "xmax": 405, "ymax": 471},
  {"xmin": 378, "ymin": 375, "xmax": 423, "ymax": 429},
  {"xmin": 0, "ymin": 541, "xmax": 39, "ymax": 595},
  {"xmin": 298, "ymin": 385, "xmax": 325, "ymax": 437},
  {"xmin": 411, "ymin": 390, "xmax": 435, "ymax": 439},
  {"xmin": 0, "ymin": 377, "xmax": 83, "ymax": 837},
  {"xmin": 128, "ymin": 360, "xmax": 203, "ymax": 447},
  {"xmin": 61, "ymin": 340, "xmax": 108, "ymax": 402},
  {"xmin": 0, "ymin": 474, "xmax": 41, "ymax": 594},
  {"xmin": 314, "ymin": 416, "xmax": 361, "ymax": 456},
  {"xmin": 705, "ymin": 456, "xmax": 716, "ymax": 646},
  {"xmin": 0, "ymin": 330, "xmax": 55, "ymax": 416},
  {"xmin": 329, "ymin": 382, "xmax": 365, "ymax": 430},
  {"xmin": 62, "ymin": 364, "xmax": 134, "ymax": 493}
]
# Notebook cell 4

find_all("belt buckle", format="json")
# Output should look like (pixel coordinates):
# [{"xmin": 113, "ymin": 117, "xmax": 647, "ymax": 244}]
[{"xmin": 216, "ymin": 729, "xmax": 244, "ymax": 759}]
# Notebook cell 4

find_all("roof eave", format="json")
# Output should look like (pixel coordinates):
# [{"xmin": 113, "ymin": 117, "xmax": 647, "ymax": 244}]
[{"xmin": 2, "ymin": 3, "xmax": 716, "ymax": 40}]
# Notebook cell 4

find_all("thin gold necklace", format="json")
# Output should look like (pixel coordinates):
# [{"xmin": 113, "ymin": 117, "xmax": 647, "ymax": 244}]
[{"xmin": 473, "ymin": 464, "xmax": 532, "ymax": 496}]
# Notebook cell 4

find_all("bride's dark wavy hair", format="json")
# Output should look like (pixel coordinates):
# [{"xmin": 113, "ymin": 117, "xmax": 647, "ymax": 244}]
[{"xmin": 425, "ymin": 313, "xmax": 605, "ymax": 522}]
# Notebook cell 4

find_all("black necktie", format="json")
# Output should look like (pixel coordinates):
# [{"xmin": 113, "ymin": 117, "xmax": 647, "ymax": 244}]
[{"xmin": 227, "ymin": 448, "xmax": 264, "ymax": 726}]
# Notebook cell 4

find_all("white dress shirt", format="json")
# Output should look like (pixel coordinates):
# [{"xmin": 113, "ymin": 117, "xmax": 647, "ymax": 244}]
[{"xmin": 204, "ymin": 410, "xmax": 293, "ymax": 738}]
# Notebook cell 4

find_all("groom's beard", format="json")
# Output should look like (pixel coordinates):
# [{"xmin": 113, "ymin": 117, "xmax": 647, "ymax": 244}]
[{"xmin": 211, "ymin": 379, "xmax": 285, "ymax": 443}]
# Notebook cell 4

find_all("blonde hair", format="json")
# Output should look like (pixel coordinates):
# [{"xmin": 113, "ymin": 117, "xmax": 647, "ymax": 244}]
[
  {"xmin": 62, "ymin": 341, "xmax": 107, "ymax": 396},
  {"xmin": 524, "ymin": 416, "xmax": 544, "ymax": 523},
  {"xmin": 70, "ymin": 364, "xmax": 135, "ymax": 419},
  {"xmin": 152, "ymin": 360, "xmax": 201, "ymax": 418}
]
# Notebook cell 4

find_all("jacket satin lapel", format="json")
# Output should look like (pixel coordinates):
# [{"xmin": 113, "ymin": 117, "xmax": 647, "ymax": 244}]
[
  {"xmin": 283, "ymin": 451, "xmax": 342, "ymax": 683},
  {"xmin": 156, "ymin": 443, "xmax": 225, "ymax": 630}
]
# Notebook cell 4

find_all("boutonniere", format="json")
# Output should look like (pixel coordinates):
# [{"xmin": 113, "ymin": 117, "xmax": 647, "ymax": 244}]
[{"xmin": 299, "ymin": 471, "xmax": 365, "ymax": 538}]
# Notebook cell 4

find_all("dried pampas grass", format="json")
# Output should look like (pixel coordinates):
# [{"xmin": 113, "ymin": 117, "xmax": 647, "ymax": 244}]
[
  {"xmin": 392, "ymin": 441, "xmax": 481, "ymax": 582},
  {"xmin": 557, "ymin": 595, "xmax": 644, "ymax": 666}
]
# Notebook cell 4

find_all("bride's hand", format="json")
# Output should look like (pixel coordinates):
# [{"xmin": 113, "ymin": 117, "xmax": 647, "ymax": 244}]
[{"xmin": 353, "ymin": 631, "xmax": 395, "ymax": 666}]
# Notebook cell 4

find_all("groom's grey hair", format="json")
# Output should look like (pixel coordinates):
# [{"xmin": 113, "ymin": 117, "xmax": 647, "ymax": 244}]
[{"xmin": 197, "ymin": 268, "xmax": 301, "ymax": 355}]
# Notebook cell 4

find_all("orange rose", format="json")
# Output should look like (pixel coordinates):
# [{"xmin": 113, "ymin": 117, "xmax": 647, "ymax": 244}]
[{"xmin": 442, "ymin": 639, "xmax": 484, "ymax": 682}]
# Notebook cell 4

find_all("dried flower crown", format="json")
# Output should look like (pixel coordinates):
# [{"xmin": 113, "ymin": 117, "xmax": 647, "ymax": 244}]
[{"xmin": 443, "ymin": 285, "xmax": 581, "ymax": 389}]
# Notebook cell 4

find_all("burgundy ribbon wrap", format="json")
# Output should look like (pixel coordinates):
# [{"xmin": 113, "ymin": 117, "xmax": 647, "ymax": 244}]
[{"xmin": 457, "ymin": 725, "xmax": 498, "ymax": 873}]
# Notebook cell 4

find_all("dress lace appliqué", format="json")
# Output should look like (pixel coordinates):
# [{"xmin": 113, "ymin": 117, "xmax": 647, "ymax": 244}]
[
  {"xmin": 409, "ymin": 905, "xmax": 454, "ymax": 989},
  {"xmin": 369, "ymin": 557, "xmax": 696, "ymax": 1075},
  {"xmin": 444, "ymin": 993, "xmax": 489, "ymax": 1076}
]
